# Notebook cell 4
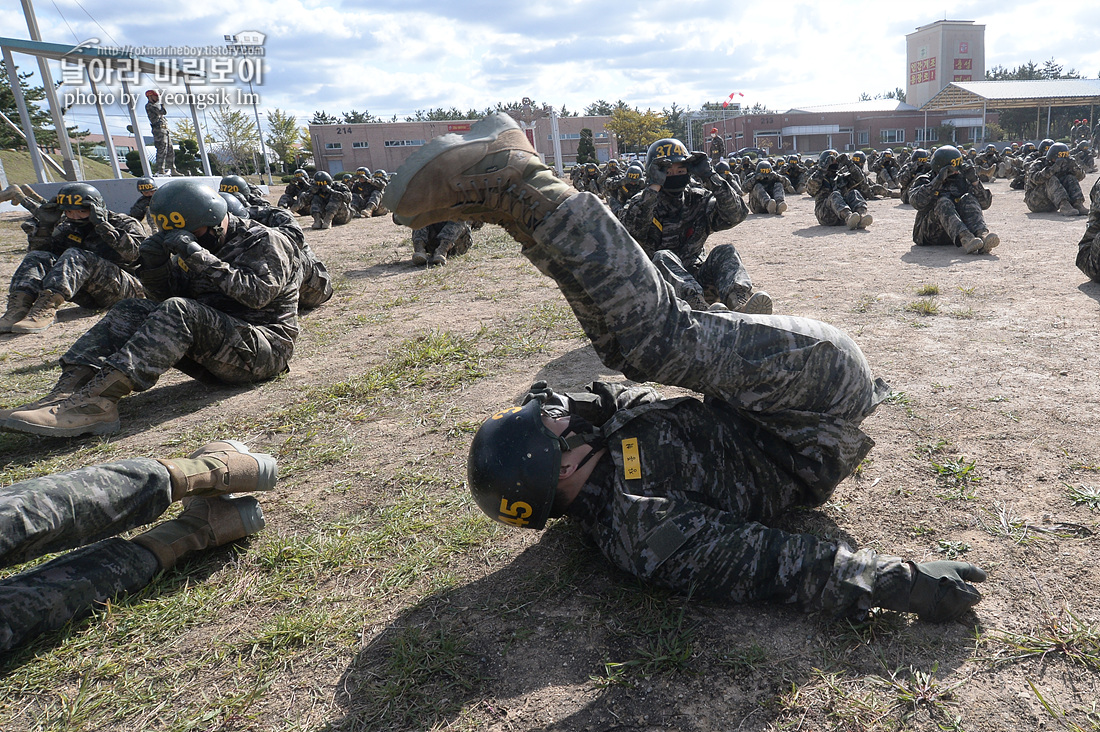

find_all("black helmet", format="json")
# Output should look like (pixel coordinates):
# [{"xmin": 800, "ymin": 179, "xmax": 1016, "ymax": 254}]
[
  {"xmin": 787, "ymin": 154, "xmax": 799, "ymax": 164},
  {"xmin": 882, "ymin": 149, "xmax": 894, "ymax": 158},
  {"xmin": 819, "ymin": 149, "xmax": 839, "ymax": 167},
  {"xmin": 645, "ymin": 138, "xmax": 690, "ymax": 169},
  {"xmin": 136, "ymin": 177, "xmax": 156, "ymax": 194},
  {"xmin": 218, "ymin": 175, "xmax": 250, "ymax": 196},
  {"xmin": 373, "ymin": 169, "xmax": 387, "ymax": 179},
  {"xmin": 606, "ymin": 159, "xmax": 619, "ymax": 170},
  {"xmin": 341, "ymin": 173, "xmax": 353, "ymax": 182},
  {"xmin": 149, "ymin": 180, "xmax": 228, "ymax": 232},
  {"xmin": 1021, "ymin": 142, "xmax": 1037, "ymax": 155},
  {"xmin": 1047, "ymin": 142, "xmax": 1071, "ymax": 161},
  {"xmin": 1038, "ymin": 139, "xmax": 1054, "ymax": 156},
  {"xmin": 985, "ymin": 144, "xmax": 997, "ymax": 153},
  {"xmin": 850, "ymin": 150, "xmax": 867, "ymax": 166},
  {"xmin": 931, "ymin": 145, "xmax": 964, "ymax": 172},
  {"xmin": 913, "ymin": 148, "xmax": 931, "ymax": 163},
  {"xmin": 355, "ymin": 166, "xmax": 369, "ymax": 177},
  {"xmin": 314, "ymin": 171, "xmax": 334, "ymax": 185},
  {"xmin": 625, "ymin": 163, "xmax": 644, "ymax": 183},
  {"xmin": 467, "ymin": 401, "xmax": 566, "ymax": 530},
  {"xmin": 755, "ymin": 160, "xmax": 772, "ymax": 175},
  {"xmin": 293, "ymin": 168, "xmax": 307, "ymax": 179},
  {"xmin": 218, "ymin": 191, "xmax": 250, "ymax": 219},
  {"xmin": 715, "ymin": 160, "xmax": 731, "ymax": 176},
  {"xmin": 55, "ymin": 182, "xmax": 104, "ymax": 210}
]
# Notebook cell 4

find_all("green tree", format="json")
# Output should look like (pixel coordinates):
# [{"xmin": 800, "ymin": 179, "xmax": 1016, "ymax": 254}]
[
  {"xmin": 265, "ymin": 108, "xmax": 303, "ymax": 169},
  {"xmin": 174, "ymin": 138, "xmax": 202, "ymax": 175},
  {"xmin": 605, "ymin": 108, "xmax": 671, "ymax": 153},
  {"xmin": 124, "ymin": 150, "xmax": 143, "ymax": 176},
  {"xmin": 209, "ymin": 105, "xmax": 259, "ymax": 173},
  {"xmin": 576, "ymin": 128, "xmax": 597, "ymax": 164},
  {"xmin": 173, "ymin": 118, "xmax": 197, "ymax": 142},
  {"xmin": 310, "ymin": 110, "xmax": 338, "ymax": 125},
  {"xmin": 341, "ymin": 109, "xmax": 379, "ymax": 123},
  {"xmin": 662, "ymin": 103, "xmax": 687, "ymax": 141},
  {"xmin": 1, "ymin": 64, "xmax": 83, "ymax": 150},
  {"xmin": 585, "ymin": 100, "xmax": 613, "ymax": 116}
]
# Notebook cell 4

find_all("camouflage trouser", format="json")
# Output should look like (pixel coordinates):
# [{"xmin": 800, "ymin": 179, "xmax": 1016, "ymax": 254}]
[
  {"xmin": 276, "ymin": 193, "xmax": 298, "ymax": 209},
  {"xmin": 1025, "ymin": 174, "xmax": 1084, "ymax": 212},
  {"xmin": 311, "ymin": 193, "xmax": 352, "ymax": 225},
  {"xmin": 152, "ymin": 126, "xmax": 174, "ymax": 173},
  {"xmin": 411, "ymin": 221, "xmax": 473, "ymax": 258},
  {"xmin": 294, "ymin": 192, "xmax": 313, "ymax": 216},
  {"xmin": 1078, "ymin": 235, "xmax": 1100, "ymax": 281},
  {"xmin": 914, "ymin": 194, "xmax": 989, "ymax": 247},
  {"xmin": 749, "ymin": 181, "xmax": 785, "ymax": 213},
  {"xmin": 364, "ymin": 189, "xmax": 387, "ymax": 216},
  {"xmin": 814, "ymin": 189, "xmax": 867, "ymax": 226},
  {"xmin": 526, "ymin": 192, "xmax": 894, "ymax": 615},
  {"xmin": 9, "ymin": 248, "xmax": 144, "ymax": 308},
  {"xmin": 876, "ymin": 168, "xmax": 898, "ymax": 187},
  {"xmin": 0, "ymin": 459, "xmax": 169, "ymax": 652},
  {"xmin": 652, "ymin": 246, "xmax": 752, "ymax": 310},
  {"xmin": 62, "ymin": 297, "xmax": 291, "ymax": 391}
]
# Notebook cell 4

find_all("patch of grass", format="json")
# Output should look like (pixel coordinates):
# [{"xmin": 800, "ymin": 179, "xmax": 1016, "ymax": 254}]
[
  {"xmin": 950, "ymin": 307, "xmax": 976, "ymax": 319},
  {"xmin": 936, "ymin": 540, "xmax": 971, "ymax": 559},
  {"xmin": 906, "ymin": 299, "xmax": 939, "ymax": 316},
  {"xmin": 916, "ymin": 283, "xmax": 940, "ymax": 296},
  {"xmin": 1066, "ymin": 483, "xmax": 1100, "ymax": 510},
  {"xmin": 884, "ymin": 390, "xmax": 918, "ymax": 418},
  {"xmin": 979, "ymin": 501, "xmax": 1033, "ymax": 544},
  {"xmin": 1028, "ymin": 680, "xmax": 1100, "ymax": 732},
  {"xmin": 989, "ymin": 608, "xmax": 1100, "ymax": 671},
  {"xmin": 715, "ymin": 643, "xmax": 768, "ymax": 675},
  {"xmin": 852, "ymin": 294, "xmax": 879, "ymax": 313},
  {"xmin": 958, "ymin": 285, "xmax": 976, "ymax": 296},
  {"xmin": 592, "ymin": 588, "xmax": 697, "ymax": 687},
  {"xmin": 874, "ymin": 663, "xmax": 963, "ymax": 728},
  {"xmin": 930, "ymin": 455, "xmax": 980, "ymax": 500}
]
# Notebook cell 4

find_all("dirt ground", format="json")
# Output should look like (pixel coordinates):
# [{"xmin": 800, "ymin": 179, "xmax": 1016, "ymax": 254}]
[{"xmin": 1, "ymin": 172, "xmax": 1099, "ymax": 731}]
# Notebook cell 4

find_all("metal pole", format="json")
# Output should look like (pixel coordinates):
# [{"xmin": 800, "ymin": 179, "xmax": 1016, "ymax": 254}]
[
  {"xmin": 549, "ymin": 108, "xmax": 564, "ymax": 177},
  {"xmin": 87, "ymin": 73, "xmax": 121, "ymax": 178},
  {"xmin": 981, "ymin": 102, "xmax": 986, "ymax": 144},
  {"xmin": 184, "ymin": 79, "xmax": 212, "ymax": 175},
  {"xmin": 2, "ymin": 46, "xmax": 48, "ymax": 182},
  {"xmin": 0, "ymin": 109, "xmax": 66, "ymax": 176},
  {"xmin": 1046, "ymin": 106, "xmax": 1052, "ymax": 137},
  {"xmin": 248, "ymin": 77, "xmax": 273, "ymax": 185},
  {"xmin": 121, "ymin": 79, "xmax": 152, "ymax": 176},
  {"xmin": 21, "ymin": 0, "xmax": 77, "ymax": 180}
]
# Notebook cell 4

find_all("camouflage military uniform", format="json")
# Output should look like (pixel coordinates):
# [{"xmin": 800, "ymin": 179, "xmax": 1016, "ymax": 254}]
[
  {"xmin": 61, "ymin": 215, "xmax": 301, "ymax": 390},
  {"xmin": 129, "ymin": 194, "xmax": 154, "ymax": 231},
  {"xmin": 605, "ymin": 169, "xmax": 646, "ymax": 216},
  {"xmin": 522, "ymin": 191, "xmax": 897, "ymax": 616},
  {"xmin": 708, "ymin": 134, "xmax": 726, "ymax": 163},
  {"xmin": 412, "ymin": 221, "xmax": 474, "ymax": 260},
  {"xmin": 310, "ymin": 181, "xmax": 353, "ymax": 226},
  {"xmin": 745, "ymin": 167, "xmax": 787, "ymax": 214},
  {"xmin": 145, "ymin": 98, "xmax": 175, "ymax": 175},
  {"xmin": 1076, "ymin": 178, "xmax": 1100, "ymax": 281},
  {"xmin": 619, "ymin": 172, "xmax": 753, "ymax": 309},
  {"xmin": 806, "ymin": 159, "xmax": 868, "ymax": 226},
  {"xmin": 1024, "ymin": 157, "xmax": 1086, "ymax": 212},
  {"xmin": 7, "ymin": 211, "xmax": 145, "ymax": 308},
  {"xmin": 908, "ymin": 169, "xmax": 994, "ymax": 247},
  {"xmin": 247, "ymin": 205, "xmax": 332, "ymax": 309},
  {"xmin": 0, "ymin": 459, "xmax": 172, "ymax": 652},
  {"xmin": 897, "ymin": 159, "xmax": 932, "ymax": 205},
  {"xmin": 871, "ymin": 155, "xmax": 900, "ymax": 188},
  {"xmin": 278, "ymin": 179, "xmax": 309, "ymax": 210},
  {"xmin": 782, "ymin": 160, "xmax": 810, "ymax": 194}
]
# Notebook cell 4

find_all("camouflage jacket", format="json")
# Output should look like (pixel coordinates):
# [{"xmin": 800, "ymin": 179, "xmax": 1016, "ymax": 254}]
[
  {"xmin": 1026, "ymin": 157, "xmax": 1085, "ymax": 191},
  {"xmin": 145, "ymin": 100, "xmax": 168, "ymax": 130},
  {"xmin": 709, "ymin": 136, "xmax": 726, "ymax": 159},
  {"xmin": 619, "ymin": 174, "xmax": 747, "ymax": 270},
  {"xmin": 1076, "ymin": 178, "xmax": 1100, "ymax": 280},
  {"xmin": 310, "ymin": 181, "xmax": 353, "ymax": 204},
  {"xmin": 48, "ymin": 210, "xmax": 144, "ymax": 267},
  {"xmin": 806, "ymin": 160, "xmax": 864, "ymax": 198},
  {"xmin": 284, "ymin": 180, "xmax": 310, "ymax": 199},
  {"xmin": 129, "ymin": 195, "xmax": 153, "ymax": 221},
  {"xmin": 908, "ymin": 170, "xmax": 992, "ymax": 214},
  {"xmin": 561, "ymin": 381, "xmax": 885, "ymax": 616},
  {"xmin": 136, "ymin": 215, "xmax": 302, "ymax": 359}
]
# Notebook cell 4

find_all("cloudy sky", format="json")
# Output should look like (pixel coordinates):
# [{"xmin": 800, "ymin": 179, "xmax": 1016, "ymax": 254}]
[{"xmin": 3, "ymin": 0, "xmax": 1100, "ymax": 137}]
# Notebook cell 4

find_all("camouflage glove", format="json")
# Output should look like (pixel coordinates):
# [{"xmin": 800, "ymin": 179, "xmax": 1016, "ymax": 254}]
[
  {"xmin": 646, "ymin": 158, "xmax": 670, "ymax": 188},
  {"xmin": 162, "ymin": 229, "xmax": 204, "ymax": 260},
  {"xmin": 686, "ymin": 152, "xmax": 713, "ymax": 179},
  {"xmin": 907, "ymin": 560, "xmax": 987, "ymax": 622}
]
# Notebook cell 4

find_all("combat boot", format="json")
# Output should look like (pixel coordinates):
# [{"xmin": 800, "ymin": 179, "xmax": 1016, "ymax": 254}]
[
  {"xmin": 766, "ymin": 199, "xmax": 777, "ymax": 214},
  {"xmin": 0, "ymin": 291, "xmax": 35, "ymax": 333},
  {"xmin": 843, "ymin": 208, "xmax": 861, "ymax": 229},
  {"xmin": 6, "ymin": 366, "xmax": 134, "ymax": 437},
  {"xmin": 20, "ymin": 185, "xmax": 47, "ymax": 204},
  {"xmin": 1075, "ymin": 200, "xmax": 1090, "ymax": 215},
  {"xmin": 11, "ymin": 290, "xmax": 66, "ymax": 334},
  {"xmin": 977, "ymin": 231, "xmax": 1000, "ymax": 254},
  {"xmin": 0, "ymin": 364, "xmax": 96, "ymax": 424},
  {"xmin": 320, "ymin": 210, "xmax": 335, "ymax": 230},
  {"xmin": 960, "ymin": 233, "xmax": 985, "ymax": 254},
  {"xmin": 727, "ymin": 289, "xmax": 774, "ymax": 315},
  {"xmin": 856, "ymin": 208, "xmax": 873, "ymax": 229},
  {"xmin": 311, "ymin": 213, "xmax": 324, "ymax": 230},
  {"xmin": 157, "ymin": 440, "xmax": 277, "ymax": 501},
  {"xmin": 428, "ymin": 240, "xmax": 454, "ymax": 265},
  {"xmin": 412, "ymin": 240, "xmax": 429, "ymax": 265},
  {"xmin": 1058, "ymin": 201, "xmax": 1080, "ymax": 216},
  {"xmin": 381, "ymin": 112, "xmax": 575, "ymax": 247},
  {"xmin": 131, "ymin": 496, "xmax": 265, "ymax": 570},
  {"xmin": 776, "ymin": 200, "xmax": 788, "ymax": 214},
  {"xmin": 0, "ymin": 184, "xmax": 24, "ymax": 205}
]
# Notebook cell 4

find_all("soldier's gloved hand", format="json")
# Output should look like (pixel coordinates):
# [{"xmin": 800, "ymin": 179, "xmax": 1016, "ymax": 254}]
[
  {"xmin": 139, "ymin": 231, "xmax": 171, "ymax": 268},
  {"xmin": 963, "ymin": 165, "xmax": 979, "ymax": 183},
  {"xmin": 88, "ymin": 200, "xmax": 110, "ymax": 226},
  {"xmin": 162, "ymin": 229, "xmax": 204, "ymax": 260},
  {"xmin": 646, "ymin": 158, "xmax": 670, "ymax": 188},
  {"xmin": 521, "ymin": 380, "xmax": 570, "ymax": 411},
  {"xmin": 686, "ymin": 152, "xmax": 713, "ymax": 179},
  {"xmin": 907, "ymin": 560, "xmax": 987, "ymax": 622}
]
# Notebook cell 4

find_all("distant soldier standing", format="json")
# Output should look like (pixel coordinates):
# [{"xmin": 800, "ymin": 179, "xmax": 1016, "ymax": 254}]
[
  {"xmin": 144, "ymin": 90, "xmax": 177, "ymax": 176},
  {"xmin": 708, "ymin": 128, "xmax": 725, "ymax": 163}
]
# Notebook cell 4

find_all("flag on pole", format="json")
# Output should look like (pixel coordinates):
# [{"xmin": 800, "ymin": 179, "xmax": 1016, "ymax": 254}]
[{"xmin": 721, "ymin": 92, "xmax": 745, "ymax": 108}]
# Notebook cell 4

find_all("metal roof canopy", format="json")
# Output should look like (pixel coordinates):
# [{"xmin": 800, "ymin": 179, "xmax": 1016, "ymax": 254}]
[
  {"xmin": 0, "ymin": 35, "xmax": 212, "ymax": 182},
  {"xmin": 922, "ymin": 80, "xmax": 1100, "ymax": 111}
]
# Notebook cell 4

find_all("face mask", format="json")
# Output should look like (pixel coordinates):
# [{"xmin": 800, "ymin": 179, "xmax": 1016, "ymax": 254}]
[{"xmin": 663, "ymin": 173, "xmax": 691, "ymax": 192}]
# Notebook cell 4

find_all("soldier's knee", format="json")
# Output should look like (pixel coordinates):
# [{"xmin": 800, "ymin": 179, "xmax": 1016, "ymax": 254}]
[{"xmin": 652, "ymin": 250, "xmax": 684, "ymax": 268}]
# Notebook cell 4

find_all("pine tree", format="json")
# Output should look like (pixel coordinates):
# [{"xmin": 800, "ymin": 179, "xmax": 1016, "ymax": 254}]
[{"xmin": 576, "ymin": 128, "xmax": 597, "ymax": 164}]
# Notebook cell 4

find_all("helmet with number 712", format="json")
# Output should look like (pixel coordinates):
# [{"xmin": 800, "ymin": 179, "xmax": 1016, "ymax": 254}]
[
  {"xmin": 467, "ymin": 400, "xmax": 575, "ymax": 530},
  {"xmin": 54, "ymin": 182, "xmax": 104, "ymax": 210},
  {"xmin": 149, "ymin": 180, "xmax": 227, "ymax": 232}
]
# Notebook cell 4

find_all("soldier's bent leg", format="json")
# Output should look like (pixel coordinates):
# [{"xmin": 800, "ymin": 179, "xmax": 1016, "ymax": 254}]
[
  {"xmin": 696, "ymin": 244, "xmax": 754, "ymax": 306},
  {"xmin": 7, "ymin": 249, "xmax": 58, "ymax": 296},
  {"xmin": 932, "ymin": 196, "xmax": 973, "ymax": 245},
  {"xmin": 62, "ymin": 298, "xmax": 161, "ymax": 375},
  {"xmin": 1042, "ymin": 176, "xmax": 1072, "ymax": 209},
  {"xmin": 0, "ymin": 459, "xmax": 172, "ymax": 568},
  {"xmin": 652, "ymin": 250, "xmax": 709, "ymax": 310},
  {"xmin": 39, "ymin": 249, "xmax": 144, "ymax": 307},
  {"xmin": 0, "ymin": 537, "xmax": 159, "ymax": 652}
]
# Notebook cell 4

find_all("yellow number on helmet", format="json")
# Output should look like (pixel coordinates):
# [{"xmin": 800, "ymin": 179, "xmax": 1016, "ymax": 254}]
[
  {"xmin": 1058, "ymin": 151, "xmax": 1070, "ymax": 158},
  {"xmin": 169, "ymin": 212, "xmax": 186, "ymax": 228},
  {"xmin": 490, "ymin": 406, "xmax": 522, "ymax": 420},
  {"xmin": 498, "ymin": 498, "xmax": 533, "ymax": 526},
  {"xmin": 951, "ymin": 157, "xmax": 962, "ymax": 167}
]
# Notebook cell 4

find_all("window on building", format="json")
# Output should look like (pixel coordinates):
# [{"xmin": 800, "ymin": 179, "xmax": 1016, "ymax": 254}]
[
  {"xmin": 880, "ymin": 129, "xmax": 905, "ymax": 144},
  {"xmin": 352, "ymin": 141, "xmax": 368, "ymax": 148},
  {"xmin": 548, "ymin": 133, "xmax": 581, "ymax": 140},
  {"xmin": 914, "ymin": 127, "xmax": 939, "ymax": 143},
  {"xmin": 384, "ymin": 140, "xmax": 426, "ymax": 147},
  {"xmin": 325, "ymin": 142, "xmax": 342, "ymax": 149},
  {"xmin": 857, "ymin": 131, "xmax": 869, "ymax": 145}
]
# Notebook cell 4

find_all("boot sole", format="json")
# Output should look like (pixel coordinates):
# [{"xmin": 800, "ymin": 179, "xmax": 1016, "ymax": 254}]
[
  {"xmin": 381, "ymin": 112, "xmax": 520, "ymax": 222},
  {"xmin": 2, "ymin": 416, "xmax": 119, "ymax": 437},
  {"xmin": 229, "ymin": 496, "xmax": 267, "ymax": 536}
]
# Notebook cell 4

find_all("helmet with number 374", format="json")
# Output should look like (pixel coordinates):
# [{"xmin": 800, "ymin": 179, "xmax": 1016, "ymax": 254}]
[
  {"xmin": 645, "ymin": 138, "xmax": 690, "ymax": 170},
  {"xmin": 149, "ymin": 180, "xmax": 227, "ymax": 232},
  {"xmin": 467, "ymin": 400, "xmax": 573, "ymax": 530}
]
